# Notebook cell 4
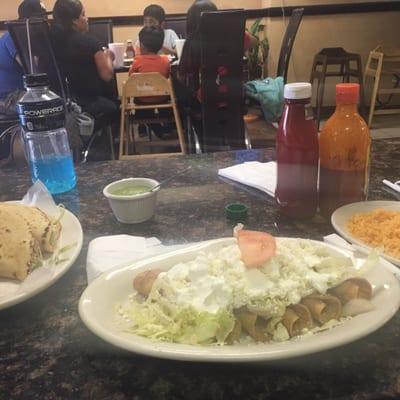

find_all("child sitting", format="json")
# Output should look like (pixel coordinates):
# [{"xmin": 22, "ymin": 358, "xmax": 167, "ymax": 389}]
[
  {"xmin": 129, "ymin": 26, "xmax": 170, "ymax": 101},
  {"xmin": 129, "ymin": 26, "xmax": 173, "ymax": 139},
  {"xmin": 135, "ymin": 4, "xmax": 178, "ymax": 56}
]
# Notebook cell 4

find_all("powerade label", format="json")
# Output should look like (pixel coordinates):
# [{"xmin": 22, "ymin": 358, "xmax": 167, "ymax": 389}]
[{"xmin": 17, "ymin": 98, "xmax": 65, "ymax": 132}]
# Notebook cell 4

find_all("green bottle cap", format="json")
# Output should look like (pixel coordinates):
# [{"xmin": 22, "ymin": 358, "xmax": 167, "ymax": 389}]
[{"xmin": 225, "ymin": 202, "xmax": 249, "ymax": 221}]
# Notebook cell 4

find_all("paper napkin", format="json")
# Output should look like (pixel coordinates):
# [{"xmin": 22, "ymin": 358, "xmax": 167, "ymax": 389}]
[
  {"xmin": 218, "ymin": 161, "xmax": 277, "ymax": 197},
  {"xmin": 383, "ymin": 180, "xmax": 400, "ymax": 194},
  {"xmin": 86, "ymin": 235, "xmax": 189, "ymax": 284}
]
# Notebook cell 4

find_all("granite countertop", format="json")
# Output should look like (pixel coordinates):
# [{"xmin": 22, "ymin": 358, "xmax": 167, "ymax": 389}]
[{"xmin": 1, "ymin": 140, "xmax": 400, "ymax": 400}]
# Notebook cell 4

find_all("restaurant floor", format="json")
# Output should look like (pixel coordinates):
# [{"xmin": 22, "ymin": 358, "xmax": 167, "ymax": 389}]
[{"xmin": 87, "ymin": 111, "xmax": 400, "ymax": 161}]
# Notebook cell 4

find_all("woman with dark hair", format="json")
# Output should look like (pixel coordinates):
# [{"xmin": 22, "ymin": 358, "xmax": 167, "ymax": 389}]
[
  {"xmin": 51, "ymin": 0, "xmax": 119, "ymax": 130},
  {"xmin": 178, "ymin": 0, "xmax": 217, "ymax": 81}
]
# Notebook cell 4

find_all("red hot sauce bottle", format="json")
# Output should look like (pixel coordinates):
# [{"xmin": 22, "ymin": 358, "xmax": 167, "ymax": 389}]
[{"xmin": 276, "ymin": 83, "xmax": 319, "ymax": 218}]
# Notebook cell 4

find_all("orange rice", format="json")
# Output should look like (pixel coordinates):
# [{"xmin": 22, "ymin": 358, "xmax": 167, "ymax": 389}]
[{"xmin": 347, "ymin": 208, "xmax": 400, "ymax": 259}]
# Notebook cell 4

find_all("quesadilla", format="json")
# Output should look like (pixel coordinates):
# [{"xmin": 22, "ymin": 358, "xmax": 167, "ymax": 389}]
[
  {"xmin": 0, "ymin": 208, "xmax": 41, "ymax": 281},
  {"xmin": 0, "ymin": 203, "xmax": 61, "ymax": 253}
]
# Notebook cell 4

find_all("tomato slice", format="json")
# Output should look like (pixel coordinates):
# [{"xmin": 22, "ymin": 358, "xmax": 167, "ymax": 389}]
[{"xmin": 237, "ymin": 230, "xmax": 276, "ymax": 268}]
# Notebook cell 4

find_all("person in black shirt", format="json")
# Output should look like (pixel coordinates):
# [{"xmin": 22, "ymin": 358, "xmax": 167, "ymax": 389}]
[{"xmin": 52, "ymin": 0, "xmax": 119, "ymax": 131}]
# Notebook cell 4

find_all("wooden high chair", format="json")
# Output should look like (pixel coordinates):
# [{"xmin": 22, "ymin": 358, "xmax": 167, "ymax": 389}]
[
  {"xmin": 364, "ymin": 46, "xmax": 400, "ymax": 127},
  {"xmin": 118, "ymin": 73, "xmax": 186, "ymax": 159}
]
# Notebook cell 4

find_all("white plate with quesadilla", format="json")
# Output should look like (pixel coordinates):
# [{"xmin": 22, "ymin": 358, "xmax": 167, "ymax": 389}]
[
  {"xmin": 79, "ymin": 236, "xmax": 400, "ymax": 362},
  {"xmin": 0, "ymin": 203, "xmax": 83, "ymax": 310}
]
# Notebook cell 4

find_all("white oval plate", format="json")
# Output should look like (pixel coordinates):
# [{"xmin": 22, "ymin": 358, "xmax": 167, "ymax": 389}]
[
  {"xmin": 332, "ymin": 201, "xmax": 400, "ymax": 266},
  {"xmin": 79, "ymin": 238, "xmax": 400, "ymax": 362},
  {"xmin": 0, "ymin": 208, "xmax": 83, "ymax": 310}
]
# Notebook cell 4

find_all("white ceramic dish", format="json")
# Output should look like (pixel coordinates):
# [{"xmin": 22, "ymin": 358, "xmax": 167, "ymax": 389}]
[
  {"xmin": 79, "ymin": 238, "xmax": 400, "ymax": 363},
  {"xmin": 103, "ymin": 178, "xmax": 160, "ymax": 224},
  {"xmin": 332, "ymin": 200, "xmax": 400, "ymax": 266},
  {"xmin": 0, "ymin": 207, "xmax": 83, "ymax": 310}
]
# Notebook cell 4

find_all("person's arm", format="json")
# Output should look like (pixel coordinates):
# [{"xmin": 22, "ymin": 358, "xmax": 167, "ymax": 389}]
[
  {"xmin": 94, "ymin": 49, "xmax": 114, "ymax": 82},
  {"xmin": 244, "ymin": 31, "xmax": 258, "ymax": 51},
  {"xmin": 161, "ymin": 30, "xmax": 178, "ymax": 55},
  {"xmin": 128, "ymin": 58, "xmax": 140, "ymax": 76},
  {"xmin": 78, "ymin": 34, "xmax": 114, "ymax": 82},
  {"xmin": 248, "ymin": 34, "xmax": 258, "ymax": 50},
  {"xmin": 161, "ymin": 46, "xmax": 176, "ymax": 56},
  {"xmin": 162, "ymin": 56, "xmax": 171, "ymax": 78},
  {"xmin": 15, "ymin": 55, "xmax": 22, "ymax": 67}
]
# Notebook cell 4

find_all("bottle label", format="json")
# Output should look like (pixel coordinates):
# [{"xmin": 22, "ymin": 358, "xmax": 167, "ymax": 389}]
[
  {"xmin": 17, "ymin": 97, "xmax": 65, "ymax": 132},
  {"xmin": 304, "ymin": 103, "xmax": 314, "ymax": 121}
]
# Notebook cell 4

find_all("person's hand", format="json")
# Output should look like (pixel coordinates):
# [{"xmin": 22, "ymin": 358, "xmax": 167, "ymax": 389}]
[
  {"xmin": 103, "ymin": 47, "xmax": 115, "ymax": 61},
  {"xmin": 161, "ymin": 46, "xmax": 177, "ymax": 56}
]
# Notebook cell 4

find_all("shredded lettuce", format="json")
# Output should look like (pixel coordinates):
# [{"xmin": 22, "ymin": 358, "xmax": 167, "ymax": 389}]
[{"xmin": 122, "ymin": 299, "xmax": 234, "ymax": 345}]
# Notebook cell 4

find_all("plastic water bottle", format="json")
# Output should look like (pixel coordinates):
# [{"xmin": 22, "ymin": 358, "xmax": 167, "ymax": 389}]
[{"xmin": 17, "ymin": 74, "xmax": 76, "ymax": 195}]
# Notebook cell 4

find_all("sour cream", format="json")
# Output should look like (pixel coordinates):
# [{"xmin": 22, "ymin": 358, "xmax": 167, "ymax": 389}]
[{"xmin": 154, "ymin": 239, "xmax": 351, "ymax": 317}]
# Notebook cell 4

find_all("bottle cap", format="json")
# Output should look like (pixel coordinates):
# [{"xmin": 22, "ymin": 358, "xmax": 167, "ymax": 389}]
[
  {"xmin": 225, "ymin": 202, "xmax": 249, "ymax": 221},
  {"xmin": 336, "ymin": 83, "xmax": 359, "ymax": 104},
  {"xmin": 23, "ymin": 73, "xmax": 49, "ymax": 88},
  {"xmin": 284, "ymin": 82, "xmax": 312, "ymax": 99}
]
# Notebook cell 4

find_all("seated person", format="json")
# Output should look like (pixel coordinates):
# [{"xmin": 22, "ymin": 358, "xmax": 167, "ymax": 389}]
[
  {"xmin": 51, "ymin": 0, "xmax": 119, "ymax": 131},
  {"xmin": 0, "ymin": 0, "xmax": 47, "ymax": 115},
  {"xmin": 129, "ymin": 26, "xmax": 173, "ymax": 139},
  {"xmin": 134, "ymin": 4, "xmax": 178, "ymax": 56}
]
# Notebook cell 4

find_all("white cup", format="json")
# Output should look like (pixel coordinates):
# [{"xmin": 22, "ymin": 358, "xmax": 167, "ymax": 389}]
[
  {"xmin": 103, "ymin": 178, "xmax": 160, "ymax": 224},
  {"xmin": 108, "ymin": 42, "xmax": 125, "ymax": 68},
  {"xmin": 175, "ymin": 39, "xmax": 186, "ymax": 60}
]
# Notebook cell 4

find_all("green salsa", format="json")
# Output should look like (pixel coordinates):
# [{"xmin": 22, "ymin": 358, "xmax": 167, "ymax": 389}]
[{"xmin": 110, "ymin": 185, "xmax": 151, "ymax": 196}]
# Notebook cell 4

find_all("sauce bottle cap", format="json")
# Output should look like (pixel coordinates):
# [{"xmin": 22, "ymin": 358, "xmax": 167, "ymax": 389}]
[
  {"xmin": 23, "ymin": 73, "xmax": 49, "ymax": 88},
  {"xmin": 284, "ymin": 82, "xmax": 312, "ymax": 99},
  {"xmin": 336, "ymin": 83, "xmax": 359, "ymax": 104},
  {"xmin": 225, "ymin": 202, "xmax": 249, "ymax": 221}
]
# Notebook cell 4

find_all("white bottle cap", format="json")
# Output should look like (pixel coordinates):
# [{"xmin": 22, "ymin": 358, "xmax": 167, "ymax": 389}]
[{"xmin": 284, "ymin": 82, "xmax": 312, "ymax": 99}]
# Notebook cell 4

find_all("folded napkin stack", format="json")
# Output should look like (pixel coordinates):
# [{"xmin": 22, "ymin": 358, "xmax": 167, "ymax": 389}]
[
  {"xmin": 218, "ymin": 161, "xmax": 277, "ymax": 197},
  {"xmin": 86, "ymin": 235, "xmax": 188, "ymax": 284}
]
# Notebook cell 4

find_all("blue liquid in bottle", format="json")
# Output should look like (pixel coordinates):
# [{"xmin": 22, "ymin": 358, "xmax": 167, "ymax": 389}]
[
  {"xmin": 29, "ymin": 154, "xmax": 77, "ymax": 195},
  {"xmin": 18, "ymin": 74, "xmax": 77, "ymax": 195}
]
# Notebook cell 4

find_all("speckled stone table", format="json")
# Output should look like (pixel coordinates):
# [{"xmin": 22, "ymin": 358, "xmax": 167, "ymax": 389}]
[{"xmin": 1, "ymin": 140, "xmax": 400, "ymax": 400}]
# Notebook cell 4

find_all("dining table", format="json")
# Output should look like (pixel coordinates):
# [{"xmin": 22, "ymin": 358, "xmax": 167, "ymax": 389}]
[{"xmin": 1, "ymin": 138, "xmax": 400, "ymax": 400}]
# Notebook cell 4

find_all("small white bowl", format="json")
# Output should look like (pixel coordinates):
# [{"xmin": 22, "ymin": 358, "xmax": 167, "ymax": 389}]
[{"xmin": 103, "ymin": 178, "xmax": 160, "ymax": 224}]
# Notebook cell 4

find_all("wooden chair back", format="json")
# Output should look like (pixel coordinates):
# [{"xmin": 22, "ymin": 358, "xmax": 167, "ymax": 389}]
[
  {"xmin": 123, "ymin": 73, "xmax": 171, "ymax": 100},
  {"xmin": 119, "ymin": 73, "xmax": 186, "ymax": 159}
]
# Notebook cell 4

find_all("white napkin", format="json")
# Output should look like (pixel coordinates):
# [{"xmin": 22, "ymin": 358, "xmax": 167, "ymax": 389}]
[
  {"xmin": 86, "ymin": 235, "xmax": 189, "ymax": 284},
  {"xmin": 323, "ymin": 233, "xmax": 356, "ymax": 252},
  {"xmin": 218, "ymin": 161, "xmax": 276, "ymax": 197},
  {"xmin": 383, "ymin": 179, "xmax": 400, "ymax": 194}
]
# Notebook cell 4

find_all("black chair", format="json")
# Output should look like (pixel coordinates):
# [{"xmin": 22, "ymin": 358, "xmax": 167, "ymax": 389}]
[
  {"xmin": 88, "ymin": 19, "xmax": 114, "ymax": 47},
  {"xmin": 276, "ymin": 8, "xmax": 304, "ymax": 83},
  {"xmin": 192, "ymin": 9, "xmax": 249, "ymax": 153},
  {"xmin": 165, "ymin": 17, "xmax": 187, "ymax": 39},
  {"xmin": 6, "ymin": 19, "xmax": 68, "ymax": 101}
]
